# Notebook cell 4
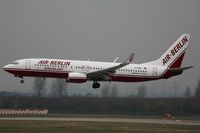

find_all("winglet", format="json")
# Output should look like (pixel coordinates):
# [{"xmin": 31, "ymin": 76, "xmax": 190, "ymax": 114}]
[
  {"xmin": 124, "ymin": 53, "xmax": 134, "ymax": 65},
  {"xmin": 113, "ymin": 57, "xmax": 119, "ymax": 63},
  {"xmin": 129, "ymin": 53, "xmax": 134, "ymax": 62}
]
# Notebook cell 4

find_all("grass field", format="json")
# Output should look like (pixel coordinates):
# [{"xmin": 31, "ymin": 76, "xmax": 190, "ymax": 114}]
[
  {"xmin": 0, "ymin": 120, "xmax": 200, "ymax": 133},
  {"xmin": 1, "ymin": 113, "xmax": 200, "ymax": 120}
]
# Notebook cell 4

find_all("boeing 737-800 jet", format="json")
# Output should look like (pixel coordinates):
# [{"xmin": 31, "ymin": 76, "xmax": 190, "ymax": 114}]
[{"xmin": 3, "ymin": 34, "xmax": 193, "ymax": 88}]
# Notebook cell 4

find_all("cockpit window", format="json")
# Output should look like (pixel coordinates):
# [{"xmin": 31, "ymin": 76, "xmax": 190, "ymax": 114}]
[{"xmin": 12, "ymin": 61, "xmax": 19, "ymax": 65}]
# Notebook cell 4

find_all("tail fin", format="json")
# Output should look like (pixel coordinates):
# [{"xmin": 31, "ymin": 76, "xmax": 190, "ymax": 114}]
[{"xmin": 149, "ymin": 34, "xmax": 190, "ymax": 68}]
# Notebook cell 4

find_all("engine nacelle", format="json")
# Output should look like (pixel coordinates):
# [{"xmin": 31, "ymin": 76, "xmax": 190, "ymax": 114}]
[{"xmin": 67, "ymin": 72, "xmax": 87, "ymax": 83}]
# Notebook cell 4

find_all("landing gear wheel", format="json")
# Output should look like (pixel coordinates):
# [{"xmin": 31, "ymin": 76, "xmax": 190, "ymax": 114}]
[
  {"xmin": 20, "ymin": 79, "xmax": 24, "ymax": 84},
  {"xmin": 92, "ymin": 81, "xmax": 100, "ymax": 89}
]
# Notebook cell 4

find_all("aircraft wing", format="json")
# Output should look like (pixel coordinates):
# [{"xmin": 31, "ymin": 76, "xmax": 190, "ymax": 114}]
[{"xmin": 87, "ymin": 53, "xmax": 134, "ymax": 81}]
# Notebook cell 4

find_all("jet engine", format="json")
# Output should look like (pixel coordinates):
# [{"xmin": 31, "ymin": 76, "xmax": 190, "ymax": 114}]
[{"xmin": 67, "ymin": 72, "xmax": 87, "ymax": 83}]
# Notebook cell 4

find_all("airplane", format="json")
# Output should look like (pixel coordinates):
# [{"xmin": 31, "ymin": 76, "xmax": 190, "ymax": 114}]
[{"xmin": 3, "ymin": 34, "xmax": 193, "ymax": 89}]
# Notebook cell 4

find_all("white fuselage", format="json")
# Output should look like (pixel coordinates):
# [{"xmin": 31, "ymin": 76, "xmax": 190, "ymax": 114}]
[{"xmin": 3, "ymin": 58, "xmax": 170, "ymax": 82}]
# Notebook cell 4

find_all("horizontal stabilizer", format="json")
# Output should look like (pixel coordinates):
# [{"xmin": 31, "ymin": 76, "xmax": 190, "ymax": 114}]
[{"xmin": 168, "ymin": 66, "xmax": 194, "ymax": 72}]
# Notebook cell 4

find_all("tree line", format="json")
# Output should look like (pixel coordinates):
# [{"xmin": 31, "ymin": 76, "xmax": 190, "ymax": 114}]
[
  {"xmin": 0, "ymin": 77, "xmax": 200, "ymax": 115},
  {"xmin": 32, "ymin": 78, "xmax": 197, "ymax": 98},
  {"xmin": 0, "ymin": 95, "xmax": 199, "ymax": 115}
]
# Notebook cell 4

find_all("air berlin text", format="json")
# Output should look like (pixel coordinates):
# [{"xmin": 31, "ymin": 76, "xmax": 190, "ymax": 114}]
[
  {"xmin": 163, "ymin": 36, "xmax": 188, "ymax": 66},
  {"xmin": 38, "ymin": 60, "xmax": 71, "ymax": 66}
]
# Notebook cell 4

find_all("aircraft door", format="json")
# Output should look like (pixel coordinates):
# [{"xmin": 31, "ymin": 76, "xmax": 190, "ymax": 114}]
[
  {"xmin": 153, "ymin": 67, "xmax": 157, "ymax": 76},
  {"xmin": 25, "ymin": 60, "xmax": 31, "ymax": 69}
]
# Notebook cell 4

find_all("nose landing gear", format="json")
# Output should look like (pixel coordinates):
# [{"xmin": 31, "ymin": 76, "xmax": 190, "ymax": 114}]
[
  {"xmin": 92, "ymin": 81, "xmax": 100, "ymax": 89},
  {"xmin": 17, "ymin": 75, "xmax": 24, "ymax": 84},
  {"xmin": 20, "ymin": 79, "xmax": 24, "ymax": 84}
]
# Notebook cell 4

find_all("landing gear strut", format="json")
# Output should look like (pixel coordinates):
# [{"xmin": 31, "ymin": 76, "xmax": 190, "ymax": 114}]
[{"xmin": 92, "ymin": 81, "xmax": 100, "ymax": 89}]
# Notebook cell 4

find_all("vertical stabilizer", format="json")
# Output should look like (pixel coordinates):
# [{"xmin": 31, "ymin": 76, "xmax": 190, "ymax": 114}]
[{"xmin": 149, "ymin": 34, "xmax": 190, "ymax": 68}]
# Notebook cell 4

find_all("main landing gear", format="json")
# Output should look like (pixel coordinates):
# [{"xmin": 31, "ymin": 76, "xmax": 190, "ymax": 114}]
[{"xmin": 92, "ymin": 81, "xmax": 100, "ymax": 89}]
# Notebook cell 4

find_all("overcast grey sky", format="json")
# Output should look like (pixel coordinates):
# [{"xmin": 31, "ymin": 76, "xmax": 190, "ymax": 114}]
[{"xmin": 0, "ymin": 0, "xmax": 199, "ymax": 96}]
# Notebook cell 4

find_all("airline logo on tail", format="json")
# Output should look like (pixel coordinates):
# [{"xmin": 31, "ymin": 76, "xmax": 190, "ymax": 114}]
[{"xmin": 163, "ymin": 36, "xmax": 188, "ymax": 66}]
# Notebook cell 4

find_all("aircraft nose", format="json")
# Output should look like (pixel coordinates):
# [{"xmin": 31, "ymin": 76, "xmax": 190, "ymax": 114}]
[{"xmin": 3, "ymin": 64, "xmax": 10, "ymax": 70}]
